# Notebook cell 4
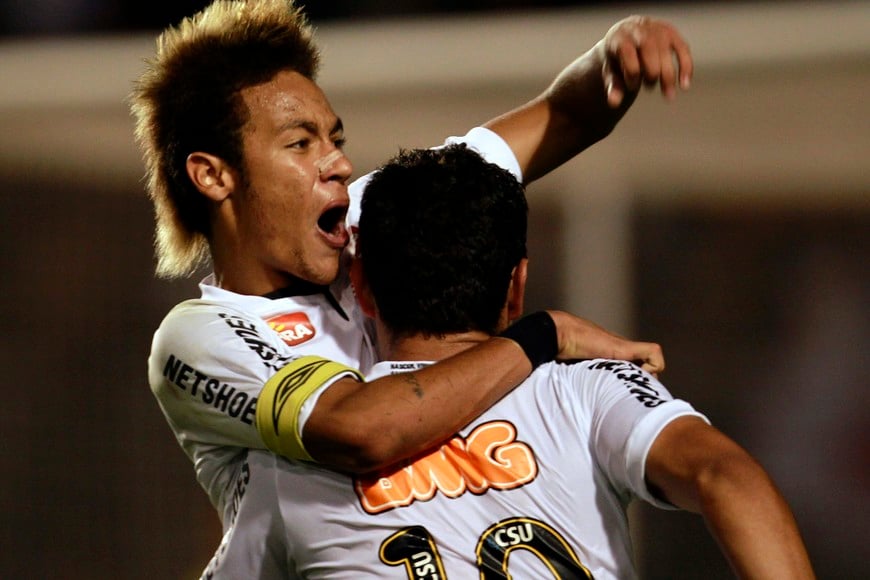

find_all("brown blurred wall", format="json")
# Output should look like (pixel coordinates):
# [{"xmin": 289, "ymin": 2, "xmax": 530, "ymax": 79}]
[{"xmin": 0, "ymin": 2, "xmax": 867, "ymax": 577}]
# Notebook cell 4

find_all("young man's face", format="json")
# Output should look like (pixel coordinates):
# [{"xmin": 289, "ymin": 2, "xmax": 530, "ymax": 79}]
[{"xmin": 232, "ymin": 70, "xmax": 353, "ymax": 291}]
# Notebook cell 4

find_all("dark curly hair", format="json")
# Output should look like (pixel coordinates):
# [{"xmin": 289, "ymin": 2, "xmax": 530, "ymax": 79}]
[{"xmin": 358, "ymin": 144, "xmax": 528, "ymax": 338}]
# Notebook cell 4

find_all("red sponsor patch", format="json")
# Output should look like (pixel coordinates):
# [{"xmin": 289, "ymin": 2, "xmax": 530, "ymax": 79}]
[{"xmin": 266, "ymin": 312, "xmax": 316, "ymax": 346}]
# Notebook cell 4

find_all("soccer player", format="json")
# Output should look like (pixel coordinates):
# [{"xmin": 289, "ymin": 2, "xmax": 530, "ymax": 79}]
[
  {"xmin": 229, "ymin": 144, "xmax": 814, "ymax": 578},
  {"xmin": 130, "ymin": 0, "xmax": 692, "ymax": 568}
]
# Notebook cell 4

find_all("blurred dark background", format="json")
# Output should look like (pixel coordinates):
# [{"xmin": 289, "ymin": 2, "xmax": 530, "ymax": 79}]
[
  {"xmin": 0, "ymin": 1, "xmax": 867, "ymax": 578},
  {"xmin": 0, "ymin": 0, "xmax": 697, "ymax": 36}
]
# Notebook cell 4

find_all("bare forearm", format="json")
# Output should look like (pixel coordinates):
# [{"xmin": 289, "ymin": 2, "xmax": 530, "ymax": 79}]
[
  {"xmin": 304, "ymin": 337, "xmax": 530, "ymax": 472},
  {"xmin": 484, "ymin": 43, "xmax": 628, "ymax": 184},
  {"xmin": 303, "ymin": 311, "xmax": 662, "ymax": 472},
  {"xmin": 648, "ymin": 418, "xmax": 814, "ymax": 578},
  {"xmin": 699, "ymin": 457, "xmax": 815, "ymax": 579},
  {"xmin": 536, "ymin": 40, "xmax": 637, "ymax": 159}
]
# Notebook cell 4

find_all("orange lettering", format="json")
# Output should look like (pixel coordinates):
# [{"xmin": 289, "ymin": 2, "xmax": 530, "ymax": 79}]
[
  {"xmin": 355, "ymin": 421, "xmax": 537, "ymax": 514},
  {"xmin": 466, "ymin": 421, "xmax": 537, "ymax": 488}
]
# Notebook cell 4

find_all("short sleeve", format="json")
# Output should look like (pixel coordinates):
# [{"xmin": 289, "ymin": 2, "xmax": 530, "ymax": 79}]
[
  {"xmin": 444, "ymin": 127, "xmax": 523, "ymax": 182},
  {"xmin": 148, "ymin": 301, "xmax": 298, "ymax": 453},
  {"xmin": 570, "ymin": 359, "xmax": 710, "ymax": 509}
]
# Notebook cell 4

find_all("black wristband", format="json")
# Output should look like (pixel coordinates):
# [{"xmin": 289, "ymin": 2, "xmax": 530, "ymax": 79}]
[{"xmin": 498, "ymin": 311, "xmax": 558, "ymax": 368}]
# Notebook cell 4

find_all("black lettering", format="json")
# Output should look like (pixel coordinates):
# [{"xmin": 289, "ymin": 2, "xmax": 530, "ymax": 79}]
[
  {"xmin": 235, "ymin": 328, "xmax": 262, "ymax": 341},
  {"xmin": 215, "ymin": 383, "xmax": 235, "ymax": 412},
  {"xmin": 227, "ymin": 391, "xmax": 248, "ymax": 418},
  {"xmin": 190, "ymin": 370, "xmax": 207, "ymax": 396},
  {"xmin": 218, "ymin": 311, "xmax": 293, "ymax": 370},
  {"xmin": 175, "ymin": 363, "xmax": 194, "ymax": 390},
  {"xmin": 162, "ymin": 354, "xmax": 183, "ymax": 382},
  {"xmin": 240, "ymin": 397, "xmax": 257, "ymax": 425},
  {"xmin": 380, "ymin": 526, "xmax": 446, "ymax": 578},
  {"xmin": 226, "ymin": 461, "xmax": 251, "ymax": 530},
  {"xmin": 203, "ymin": 378, "xmax": 219, "ymax": 404},
  {"xmin": 247, "ymin": 339, "xmax": 281, "ymax": 362},
  {"xmin": 477, "ymin": 517, "xmax": 591, "ymax": 579},
  {"xmin": 589, "ymin": 360, "xmax": 622, "ymax": 372},
  {"xmin": 591, "ymin": 360, "xmax": 669, "ymax": 408},
  {"xmin": 631, "ymin": 390, "xmax": 663, "ymax": 407},
  {"xmin": 224, "ymin": 316, "xmax": 256, "ymax": 331},
  {"xmin": 617, "ymin": 370, "xmax": 652, "ymax": 389},
  {"xmin": 159, "ymin": 349, "xmax": 262, "ymax": 427}
]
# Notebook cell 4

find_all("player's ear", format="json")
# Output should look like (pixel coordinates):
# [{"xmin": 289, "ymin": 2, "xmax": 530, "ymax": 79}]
[
  {"xmin": 350, "ymin": 258, "xmax": 377, "ymax": 319},
  {"xmin": 507, "ymin": 258, "xmax": 528, "ymax": 321},
  {"xmin": 186, "ymin": 151, "xmax": 237, "ymax": 202}
]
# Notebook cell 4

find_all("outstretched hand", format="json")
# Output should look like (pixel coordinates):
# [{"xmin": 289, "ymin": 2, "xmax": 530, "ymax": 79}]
[
  {"xmin": 547, "ymin": 310, "xmax": 665, "ymax": 376},
  {"xmin": 601, "ymin": 15, "xmax": 693, "ymax": 108}
]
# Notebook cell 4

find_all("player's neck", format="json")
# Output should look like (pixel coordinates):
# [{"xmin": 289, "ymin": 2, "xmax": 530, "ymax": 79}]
[{"xmin": 381, "ymin": 330, "xmax": 491, "ymax": 363}]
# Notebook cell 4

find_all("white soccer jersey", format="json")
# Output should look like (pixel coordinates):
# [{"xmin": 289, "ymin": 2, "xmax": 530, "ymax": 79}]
[
  {"xmin": 210, "ymin": 358, "xmax": 708, "ymax": 579},
  {"xmin": 146, "ymin": 128, "xmax": 521, "ymax": 532},
  {"xmin": 148, "ymin": 263, "xmax": 373, "ymax": 517}
]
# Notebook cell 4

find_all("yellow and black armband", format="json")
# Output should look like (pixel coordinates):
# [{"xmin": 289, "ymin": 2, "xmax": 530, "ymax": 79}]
[{"xmin": 256, "ymin": 355, "xmax": 363, "ymax": 462}]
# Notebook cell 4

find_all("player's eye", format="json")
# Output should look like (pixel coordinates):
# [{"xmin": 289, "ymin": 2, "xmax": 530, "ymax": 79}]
[{"xmin": 287, "ymin": 138, "xmax": 310, "ymax": 150}]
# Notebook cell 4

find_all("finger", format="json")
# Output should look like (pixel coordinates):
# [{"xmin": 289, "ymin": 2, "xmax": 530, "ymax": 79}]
[
  {"xmin": 656, "ymin": 36, "xmax": 678, "ymax": 100},
  {"xmin": 609, "ymin": 340, "xmax": 665, "ymax": 375},
  {"xmin": 602, "ymin": 60, "xmax": 625, "ymax": 108},
  {"xmin": 641, "ymin": 367, "xmax": 659, "ymax": 379},
  {"xmin": 640, "ymin": 361, "xmax": 664, "ymax": 377},
  {"xmin": 616, "ymin": 36, "xmax": 642, "ymax": 92},
  {"xmin": 636, "ymin": 31, "xmax": 663, "ymax": 89},
  {"xmin": 637, "ymin": 343, "xmax": 665, "ymax": 375},
  {"xmin": 671, "ymin": 34, "xmax": 693, "ymax": 89}
]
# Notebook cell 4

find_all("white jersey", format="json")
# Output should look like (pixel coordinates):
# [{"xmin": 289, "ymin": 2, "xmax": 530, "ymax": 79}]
[
  {"xmin": 211, "ymin": 359, "xmax": 708, "ymax": 579},
  {"xmin": 148, "ymin": 263, "xmax": 373, "ymax": 517},
  {"xmin": 144, "ymin": 128, "xmax": 521, "ymax": 565}
]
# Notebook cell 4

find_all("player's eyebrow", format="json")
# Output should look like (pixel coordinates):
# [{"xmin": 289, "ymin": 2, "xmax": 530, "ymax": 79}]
[
  {"xmin": 277, "ymin": 117, "xmax": 344, "ymax": 137},
  {"xmin": 329, "ymin": 118, "xmax": 344, "ymax": 138},
  {"xmin": 277, "ymin": 119, "xmax": 317, "ymax": 135}
]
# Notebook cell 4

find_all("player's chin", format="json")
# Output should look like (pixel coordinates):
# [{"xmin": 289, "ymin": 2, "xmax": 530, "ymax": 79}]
[{"xmin": 309, "ymin": 254, "xmax": 342, "ymax": 286}]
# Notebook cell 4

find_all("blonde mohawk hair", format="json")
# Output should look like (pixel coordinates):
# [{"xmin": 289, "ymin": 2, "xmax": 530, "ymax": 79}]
[{"xmin": 130, "ymin": 0, "xmax": 319, "ymax": 278}]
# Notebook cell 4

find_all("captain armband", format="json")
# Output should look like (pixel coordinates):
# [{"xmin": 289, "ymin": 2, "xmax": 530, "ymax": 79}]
[{"xmin": 256, "ymin": 355, "xmax": 363, "ymax": 462}]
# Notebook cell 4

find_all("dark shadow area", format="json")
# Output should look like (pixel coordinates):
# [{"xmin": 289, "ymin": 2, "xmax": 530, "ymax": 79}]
[
  {"xmin": 0, "ymin": 0, "xmax": 698, "ymax": 37},
  {"xmin": 0, "ymin": 176, "xmax": 218, "ymax": 578},
  {"xmin": 632, "ymin": 202, "xmax": 869, "ymax": 579}
]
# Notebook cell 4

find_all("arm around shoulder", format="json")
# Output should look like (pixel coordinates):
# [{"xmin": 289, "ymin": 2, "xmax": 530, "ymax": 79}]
[
  {"xmin": 300, "ymin": 337, "xmax": 532, "ymax": 473},
  {"xmin": 295, "ymin": 311, "xmax": 665, "ymax": 473}
]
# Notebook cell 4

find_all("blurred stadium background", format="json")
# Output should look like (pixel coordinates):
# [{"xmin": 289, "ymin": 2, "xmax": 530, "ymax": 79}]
[{"xmin": 0, "ymin": 1, "xmax": 867, "ymax": 578}]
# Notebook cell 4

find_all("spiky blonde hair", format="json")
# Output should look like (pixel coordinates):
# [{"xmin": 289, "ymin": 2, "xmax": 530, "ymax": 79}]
[{"xmin": 130, "ymin": 0, "xmax": 320, "ymax": 278}]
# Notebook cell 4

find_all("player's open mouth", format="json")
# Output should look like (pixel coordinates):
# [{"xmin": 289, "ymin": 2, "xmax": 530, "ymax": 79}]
[{"xmin": 317, "ymin": 204, "xmax": 349, "ymax": 247}]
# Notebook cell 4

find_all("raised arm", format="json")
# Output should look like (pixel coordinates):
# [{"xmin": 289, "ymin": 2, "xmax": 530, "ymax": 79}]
[
  {"xmin": 263, "ymin": 311, "xmax": 663, "ymax": 473},
  {"xmin": 484, "ymin": 16, "xmax": 693, "ymax": 183},
  {"xmin": 645, "ymin": 416, "xmax": 815, "ymax": 579}
]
